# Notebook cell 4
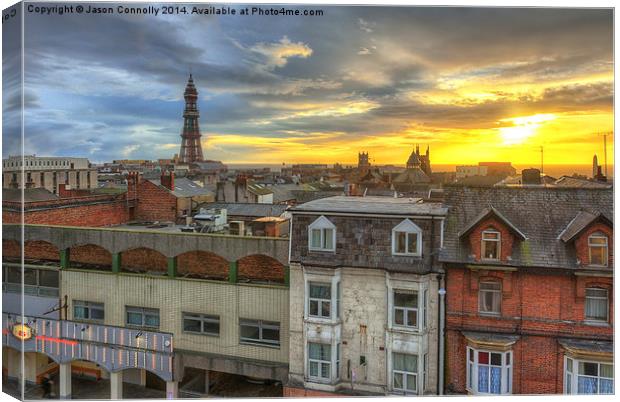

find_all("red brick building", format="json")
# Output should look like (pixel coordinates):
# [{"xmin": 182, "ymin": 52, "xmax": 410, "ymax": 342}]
[{"xmin": 440, "ymin": 186, "xmax": 613, "ymax": 395}]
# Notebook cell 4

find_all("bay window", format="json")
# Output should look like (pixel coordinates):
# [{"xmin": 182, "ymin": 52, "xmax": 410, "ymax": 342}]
[
  {"xmin": 308, "ymin": 282, "xmax": 331, "ymax": 318},
  {"xmin": 565, "ymin": 357, "xmax": 613, "ymax": 394},
  {"xmin": 392, "ymin": 352, "xmax": 418, "ymax": 394},
  {"xmin": 393, "ymin": 290, "xmax": 418, "ymax": 328},
  {"xmin": 308, "ymin": 342, "xmax": 333, "ymax": 382},
  {"xmin": 466, "ymin": 347, "xmax": 512, "ymax": 395}
]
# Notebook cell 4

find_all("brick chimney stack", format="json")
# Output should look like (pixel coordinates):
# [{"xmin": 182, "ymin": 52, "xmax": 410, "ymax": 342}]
[{"xmin": 161, "ymin": 170, "xmax": 175, "ymax": 191}]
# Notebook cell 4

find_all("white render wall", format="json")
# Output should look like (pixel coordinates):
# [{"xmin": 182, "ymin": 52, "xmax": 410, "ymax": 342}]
[{"xmin": 288, "ymin": 263, "xmax": 439, "ymax": 395}]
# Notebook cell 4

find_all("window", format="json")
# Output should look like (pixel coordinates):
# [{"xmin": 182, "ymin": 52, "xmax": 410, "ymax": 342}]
[
  {"xmin": 584, "ymin": 288, "xmax": 608, "ymax": 322},
  {"xmin": 394, "ymin": 291, "xmax": 418, "ymax": 328},
  {"xmin": 588, "ymin": 233, "xmax": 608, "ymax": 266},
  {"xmin": 392, "ymin": 219, "xmax": 422, "ymax": 256},
  {"xmin": 126, "ymin": 306, "xmax": 160, "ymax": 328},
  {"xmin": 466, "ymin": 348, "xmax": 512, "ymax": 394},
  {"xmin": 565, "ymin": 357, "xmax": 613, "ymax": 394},
  {"xmin": 479, "ymin": 281, "xmax": 502, "ymax": 315},
  {"xmin": 308, "ymin": 216, "xmax": 336, "ymax": 252},
  {"xmin": 309, "ymin": 282, "xmax": 331, "ymax": 318},
  {"xmin": 308, "ymin": 343, "xmax": 332, "ymax": 382},
  {"xmin": 393, "ymin": 353, "xmax": 418, "ymax": 393},
  {"xmin": 481, "ymin": 230, "xmax": 501, "ymax": 260},
  {"xmin": 3, "ymin": 267, "xmax": 59, "ymax": 297},
  {"xmin": 422, "ymin": 289, "xmax": 428, "ymax": 329},
  {"xmin": 73, "ymin": 301, "xmax": 104, "ymax": 322},
  {"xmin": 423, "ymin": 353, "xmax": 428, "ymax": 392},
  {"xmin": 183, "ymin": 313, "xmax": 219, "ymax": 336},
  {"xmin": 239, "ymin": 319, "xmax": 280, "ymax": 347}
]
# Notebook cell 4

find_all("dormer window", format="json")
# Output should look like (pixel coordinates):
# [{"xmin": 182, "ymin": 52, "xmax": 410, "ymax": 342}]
[
  {"xmin": 481, "ymin": 230, "xmax": 501, "ymax": 260},
  {"xmin": 588, "ymin": 233, "xmax": 608, "ymax": 267},
  {"xmin": 308, "ymin": 216, "xmax": 336, "ymax": 252},
  {"xmin": 392, "ymin": 219, "xmax": 422, "ymax": 256}
]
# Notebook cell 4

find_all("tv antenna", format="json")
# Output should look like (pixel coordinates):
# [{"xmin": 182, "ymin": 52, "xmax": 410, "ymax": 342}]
[{"xmin": 599, "ymin": 132, "xmax": 612, "ymax": 177}]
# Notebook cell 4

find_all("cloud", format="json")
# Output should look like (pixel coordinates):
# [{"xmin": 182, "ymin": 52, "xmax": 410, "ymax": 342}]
[
  {"xmin": 249, "ymin": 36, "xmax": 313, "ymax": 70},
  {"xmin": 358, "ymin": 18, "xmax": 375, "ymax": 33}
]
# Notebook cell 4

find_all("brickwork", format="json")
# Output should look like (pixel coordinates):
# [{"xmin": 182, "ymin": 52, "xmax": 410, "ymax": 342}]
[
  {"xmin": 121, "ymin": 247, "xmax": 167, "ymax": 273},
  {"xmin": 238, "ymin": 255, "xmax": 285, "ymax": 283},
  {"xmin": 467, "ymin": 217, "xmax": 515, "ymax": 262},
  {"xmin": 135, "ymin": 180, "xmax": 177, "ymax": 222},
  {"xmin": 23, "ymin": 241, "xmax": 60, "ymax": 262},
  {"xmin": 2, "ymin": 240, "xmax": 20, "ymax": 259},
  {"xmin": 177, "ymin": 251, "xmax": 229, "ymax": 280},
  {"xmin": 69, "ymin": 244, "xmax": 112, "ymax": 270},
  {"xmin": 445, "ymin": 265, "xmax": 613, "ymax": 394},
  {"xmin": 574, "ymin": 222, "xmax": 614, "ymax": 267}
]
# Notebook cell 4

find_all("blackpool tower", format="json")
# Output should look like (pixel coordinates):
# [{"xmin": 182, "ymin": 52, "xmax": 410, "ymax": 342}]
[{"xmin": 178, "ymin": 74, "xmax": 204, "ymax": 163}]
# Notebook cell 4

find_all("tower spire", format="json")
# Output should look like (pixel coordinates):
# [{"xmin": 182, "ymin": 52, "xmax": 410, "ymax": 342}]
[{"xmin": 178, "ymin": 74, "xmax": 204, "ymax": 163}]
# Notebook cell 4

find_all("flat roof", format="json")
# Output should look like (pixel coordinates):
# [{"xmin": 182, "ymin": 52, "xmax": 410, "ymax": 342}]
[{"xmin": 291, "ymin": 196, "xmax": 447, "ymax": 216}]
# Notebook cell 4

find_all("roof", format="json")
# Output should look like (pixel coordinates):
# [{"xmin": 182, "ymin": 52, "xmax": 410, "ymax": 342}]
[
  {"xmin": 455, "ymin": 175, "xmax": 505, "ymax": 187},
  {"xmin": 462, "ymin": 331, "xmax": 520, "ymax": 347},
  {"xmin": 149, "ymin": 178, "xmax": 214, "ymax": 198},
  {"xmin": 558, "ymin": 211, "xmax": 612, "ymax": 243},
  {"xmin": 199, "ymin": 202, "xmax": 288, "ymax": 218},
  {"xmin": 458, "ymin": 206, "xmax": 527, "ymax": 240},
  {"xmin": 558, "ymin": 339, "xmax": 613, "ymax": 356},
  {"xmin": 3, "ymin": 188, "xmax": 59, "ymax": 202},
  {"xmin": 554, "ymin": 176, "xmax": 612, "ymax": 189},
  {"xmin": 246, "ymin": 182, "xmax": 274, "ymax": 196},
  {"xmin": 392, "ymin": 167, "xmax": 431, "ymax": 184},
  {"xmin": 440, "ymin": 186, "xmax": 613, "ymax": 269},
  {"xmin": 291, "ymin": 195, "xmax": 447, "ymax": 216}
]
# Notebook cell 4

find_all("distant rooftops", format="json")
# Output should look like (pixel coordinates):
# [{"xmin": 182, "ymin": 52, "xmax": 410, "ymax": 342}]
[{"xmin": 292, "ymin": 195, "xmax": 447, "ymax": 216}]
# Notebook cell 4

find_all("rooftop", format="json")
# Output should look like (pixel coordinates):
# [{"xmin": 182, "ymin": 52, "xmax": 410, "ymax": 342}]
[
  {"xmin": 148, "ymin": 177, "xmax": 214, "ymax": 198},
  {"xmin": 199, "ymin": 202, "xmax": 288, "ymax": 218},
  {"xmin": 291, "ymin": 195, "xmax": 447, "ymax": 216}
]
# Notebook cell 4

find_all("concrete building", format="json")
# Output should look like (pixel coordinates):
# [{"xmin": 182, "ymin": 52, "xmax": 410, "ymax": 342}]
[
  {"xmin": 2, "ymin": 155, "xmax": 98, "ymax": 194},
  {"xmin": 440, "ymin": 186, "xmax": 613, "ymax": 395},
  {"xmin": 286, "ymin": 196, "xmax": 447, "ymax": 396},
  {"xmin": 2, "ymin": 223, "xmax": 290, "ymax": 399}
]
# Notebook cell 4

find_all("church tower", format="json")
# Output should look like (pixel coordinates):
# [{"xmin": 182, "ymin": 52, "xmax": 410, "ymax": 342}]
[{"xmin": 178, "ymin": 74, "xmax": 204, "ymax": 164}]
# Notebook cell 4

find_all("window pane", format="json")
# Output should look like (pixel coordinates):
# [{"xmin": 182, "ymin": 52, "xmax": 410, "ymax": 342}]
[
  {"xmin": 309, "ymin": 300, "xmax": 319, "ymax": 316},
  {"xmin": 407, "ymin": 233, "xmax": 418, "ymax": 254},
  {"xmin": 579, "ymin": 362, "xmax": 598, "ymax": 376},
  {"xmin": 91, "ymin": 307, "xmax": 104, "ymax": 320},
  {"xmin": 600, "ymin": 364, "xmax": 613, "ymax": 378},
  {"xmin": 480, "ymin": 282, "xmax": 501, "ymax": 291},
  {"xmin": 6, "ymin": 267, "xmax": 21, "ymax": 284},
  {"xmin": 578, "ymin": 376, "xmax": 597, "ymax": 394},
  {"xmin": 491, "ymin": 353, "xmax": 502, "ymax": 366},
  {"xmin": 321, "ymin": 362, "xmax": 330, "ymax": 378},
  {"xmin": 74, "ymin": 306, "xmax": 87, "ymax": 319},
  {"xmin": 589, "ymin": 236, "xmax": 607, "ymax": 245},
  {"xmin": 23, "ymin": 269, "xmax": 37, "ymax": 285},
  {"xmin": 590, "ymin": 247, "xmax": 606, "ymax": 265},
  {"xmin": 396, "ymin": 232, "xmax": 407, "ymax": 253},
  {"xmin": 586, "ymin": 288, "xmax": 607, "ymax": 298},
  {"xmin": 393, "ymin": 372, "xmax": 403, "ymax": 389},
  {"xmin": 321, "ymin": 301, "xmax": 331, "ymax": 317},
  {"xmin": 483, "ymin": 241, "xmax": 498, "ymax": 259},
  {"xmin": 310, "ymin": 283, "xmax": 331, "ymax": 299},
  {"xmin": 262, "ymin": 327, "xmax": 280, "ymax": 342},
  {"xmin": 309, "ymin": 361, "xmax": 319, "ymax": 377},
  {"xmin": 127, "ymin": 312, "xmax": 142, "ymax": 326},
  {"xmin": 478, "ymin": 351, "xmax": 489, "ymax": 365},
  {"xmin": 309, "ymin": 343, "xmax": 321, "ymax": 360},
  {"xmin": 240, "ymin": 324, "xmax": 260, "ymax": 340},
  {"xmin": 406, "ymin": 374, "xmax": 417, "ymax": 391},
  {"xmin": 394, "ymin": 292, "xmax": 417, "ymax": 307},
  {"xmin": 407, "ymin": 310, "xmax": 417, "ymax": 327},
  {"xmin": 585, "ymin": 293, "xmax": 608, "ymax": 321},
  {"xmin": 144, "ymin": 314, "xmax": 159, "ymax": 327},
  {"xmin": 394, "ymin": 308, "xmax": 404, "ymax": 325},
  {"xmin": 483, "ymin": 232, "xmax": 499, "ymax": 240},
  {"xmin": 39, "ymin": 270, "xmax": 59, "ymax": 288},
  {"xmin": 311, "ymin": 229, "xmax": 321, "ymax": 248},
  {"xmin": 203, "ymin": 321, "xmax": 219, "ymax": 335},
  {"xmin": 184, "ymin": 318, "xmax": 202, "ymax": 332},
  {"xmin": 323, "ymin": 229, "xmax": 334, "ymax": 249}
]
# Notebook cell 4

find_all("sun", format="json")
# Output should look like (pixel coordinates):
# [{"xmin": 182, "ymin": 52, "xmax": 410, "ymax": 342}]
[{"xmin": 499, "ymin": 114, "xmax": 556, "ymax": 145}]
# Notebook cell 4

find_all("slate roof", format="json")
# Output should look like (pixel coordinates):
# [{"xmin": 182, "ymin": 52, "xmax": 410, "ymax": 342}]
[
  {"xmin": 292, "ymin": 195, "xmax": 447, "ymax": 216},
  {"xmin": 558, "ymin": 211, "xmax": 611, "ymax": 242},
  {"xmin": 554, "ymin": 176, "xmax": 612, "ymax": 189},
  {"xmin": 246, "ymin": 182, "xmax": 274, "ymax": 196},
  {"xmin": 393, "ymin": 167, "xmax": 431, "ymax": 184},
  {"xmin": 458, "ymin": 207, "xmax": 527, "ymax": 240},
  {"xmin": 199, "ymin": 202, "xmax": 288, "ymax": 218},
  {"xmin": 558, "ymin": 338, "xmax": 613, "ymax": 355},
  {"xmin": 3, "ymin": 188, "xmax": 59, "ymax": 202},
  {"xmin": 149, "ymin": 178, "xmax": 214, "ymax": 198},
  {"xmin": 439, "ymin": 186, "xmax": 613, "ymax": 269}
]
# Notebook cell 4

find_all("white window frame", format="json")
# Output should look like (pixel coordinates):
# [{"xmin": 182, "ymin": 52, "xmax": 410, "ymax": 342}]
[
  {"xmin": 479, "ymin": 281, "xmax": 502, "ymax": 316},
  {"xmin": 588, "ymin": 233, "xmax": 608, "ymax": 267},
  {"xmin": 392, "ymin": 352, "xmax": 418, "ymax": 394},
  {"xmin": 304, "ymin": 272, "xmax": 341, "ymax": 323},
  {"xmin": 73, "ymin": 300, "xmax": 104, "ymax": 322},
  {"xmin": 126, "ymin": 306, "xmax": 160, "ymax": 329},
  {"xmin": 466, "ymin": 347, "xmax": 512, "ymax": 395},
  {"xmin": 182, "ymin": 312, "xmax": 220, "ymax": 336},
  {"xmin": 481, "ymin": 229, "xmax": 501, "ymax": 261},
  {"xmin": 393, "ymin": 290, "xmax": 419, "ymax": 329},
  {"xmin": 239, "ymin": 319, "xmax": 280, "ymax": 347},
  {"xmin": 308, "ymin": 282, "xmax": 332, "ymax": 319},
  {"xmin": 564, "ymin": 356, "xmax": 614, "ymax": 395},
  {"xmin": 307, "ymin": 342, "xmax": 335, "ymax": 383},
  {"xmin": 584, "ymin": 288, "xmax": 609, "ymax": 323},
  {"xmin": 392, "ymin": 219, "xmax": 423, "ymax": 256},
  {"xmin": 308, "ymin": 215, "xmax": 336, "ymax": 252}
]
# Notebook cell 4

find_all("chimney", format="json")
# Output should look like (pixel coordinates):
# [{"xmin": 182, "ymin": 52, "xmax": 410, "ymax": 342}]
[
  {"xmin": 522, "ymin": 168, "xmax": 541, "ymax": 185},
  {"xmin": 161, "ymin": 170, "xmax": 175, "ymax": 191}
]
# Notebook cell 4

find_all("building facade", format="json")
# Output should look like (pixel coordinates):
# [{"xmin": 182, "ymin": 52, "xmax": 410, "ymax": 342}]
[
  {"xmin": 2, "ymin": 155, "xmax": 98, "ymax": 194},
  {"xmin": 440, "ymin": 186, "xmax": 613, "ymax": 395},
  {"xmin": 285, "ymin": 196, "xmax": 446, "ymax": 396}
]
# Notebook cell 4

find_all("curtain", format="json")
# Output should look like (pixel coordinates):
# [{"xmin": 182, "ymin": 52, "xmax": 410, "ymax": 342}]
[
  {"xmin": 599, "ymin": 379, "xmax": 613, "ymax": 394},
  {"xmin": 585, "ymin": 297, "xmax": 607, "ymax": 320},
  {"xmin": 478, "ymin": 366, "xmax": 489, "ymax": 393},
  {"xmin": 578, "ymin": 376, "xmax": 597, "ymax": 394},
  {"xmin": 490, "ymin": 367, "xmax": 502, "ymax": 394}
]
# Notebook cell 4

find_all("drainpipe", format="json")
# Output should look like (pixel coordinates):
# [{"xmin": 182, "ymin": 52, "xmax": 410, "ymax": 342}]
[{"xmin": 438, "ymin": 274, "xmax": 446, "ymax": 395}]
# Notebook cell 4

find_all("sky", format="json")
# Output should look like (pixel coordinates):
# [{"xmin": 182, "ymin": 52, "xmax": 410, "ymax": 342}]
[{"xmin": 2, "ymin": 3, "xmax": 614, "ymax": 167}]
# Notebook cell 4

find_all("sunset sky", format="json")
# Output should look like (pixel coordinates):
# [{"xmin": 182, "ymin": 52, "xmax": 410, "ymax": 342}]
[{"xmin": 2, "ymin": 4, "xmax": 614, "ymax": 167}]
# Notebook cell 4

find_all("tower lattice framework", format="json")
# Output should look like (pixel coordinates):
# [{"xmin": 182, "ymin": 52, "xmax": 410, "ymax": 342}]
[{"xmin": 178, "ymin": 74, "xmax": 204, "ymax": 163}]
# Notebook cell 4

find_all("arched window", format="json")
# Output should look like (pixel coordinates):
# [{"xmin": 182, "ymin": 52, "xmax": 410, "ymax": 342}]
[
  {"xmin": 588, "ymin": 232, "xmax": 608, "ymax": 267},
  {"xmin": 308, "ymin": 216, "xmax": 336, "ymax": 252},
  {"xmin": 392, "ymin": 219, "xmax": 422, "ymax": 256},
  {"xmin": 481, "ymin": 229, "xmax": 501, "ymax": 260}
]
